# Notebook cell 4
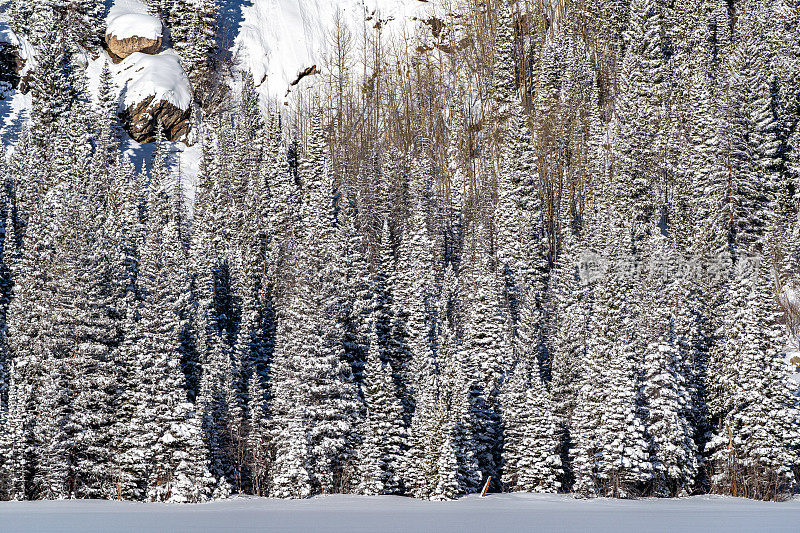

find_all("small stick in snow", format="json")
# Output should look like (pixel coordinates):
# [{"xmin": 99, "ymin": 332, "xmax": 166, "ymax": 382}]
[{"xmin": 481, "ymin": 477, "xmax": 491, "ymax": 497}]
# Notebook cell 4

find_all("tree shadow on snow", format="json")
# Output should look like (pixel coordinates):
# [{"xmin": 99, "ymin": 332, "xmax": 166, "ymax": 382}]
[
  {"xmin": 0, "ymin": 91, "xmax": 26, "ymax": 149},
  {"xmin": 218, "ymin": 0, "xmax": 252, "ymax": 61}
]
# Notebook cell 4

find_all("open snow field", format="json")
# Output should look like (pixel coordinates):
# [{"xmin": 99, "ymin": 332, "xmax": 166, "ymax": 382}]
[{"xmin": 1, "ymin": 494, "xmax": 799, "ymax": 532}]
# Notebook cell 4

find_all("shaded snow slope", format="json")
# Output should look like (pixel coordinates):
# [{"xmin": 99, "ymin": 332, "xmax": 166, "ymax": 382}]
[
  {"xmin": 1, "ymin": 494, "xmax": 800, "ymax": 533},
  {"xmin": 233, "ymin": 0, "xmax": 432, "ymax": 98}
]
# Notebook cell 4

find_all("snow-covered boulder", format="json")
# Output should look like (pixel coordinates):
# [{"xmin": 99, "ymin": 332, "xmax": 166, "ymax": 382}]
[
  {"xmin": 117, "ymin": 51, "xmax": 193, "ymax": 142},
  {"xmin": 105, "ymin": 7, "xmax": 163, "ymax": 61}
]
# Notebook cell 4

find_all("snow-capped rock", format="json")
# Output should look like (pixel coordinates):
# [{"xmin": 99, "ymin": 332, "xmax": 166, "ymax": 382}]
[
  {"xmin": 106, "ymin": 27, "xmax": 162, "ymax": 61},
  {"xmin": 117, "ymin": 51, "xmax": 192, "ymax": 142},
  {"xmin": 105, "ymin": 0, "xmax": 163, "ymax": 61}
]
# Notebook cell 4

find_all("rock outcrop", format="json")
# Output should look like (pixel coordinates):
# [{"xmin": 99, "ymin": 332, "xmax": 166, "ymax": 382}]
[
  {"xmin": 104, "ymin": 6, "xmax": 191, "ymax": 143},
  {"xmin": 105, "ymin": 13, "xmax": 163, "ymax": 62},
  {"xmin": 106, "ymin": 33, "xmax": 162, "ymax": 62},
  {"xmin": 117, "ymin": 51, "xmax": 193, "ymax": 143},
  {"xmin": 120, "ymin": 95, "xmax": 191, "ymax": 143}
]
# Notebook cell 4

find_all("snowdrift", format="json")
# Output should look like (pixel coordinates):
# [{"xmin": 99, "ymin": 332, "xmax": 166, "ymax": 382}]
[{"xmin": 117, "ymin": 51, "xmax": 192, "ymax": 111}]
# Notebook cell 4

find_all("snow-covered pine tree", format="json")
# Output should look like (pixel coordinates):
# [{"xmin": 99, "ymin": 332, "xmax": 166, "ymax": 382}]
[
  {"xmin": 181, "ymin": 0, "xmax": 219, "ymax": 79},
  {"xmin": 494, "ymin": 102, "xmax": 525, "ymax": 333},
  {"xmin": 371, "ymin": 218, "xmax": 408, "ymax": 396},
  {"xmin": 685, "ymin": 59, "xmax": 732, "ymax": 443},
  {"xmin": 235, "ymin": 72, "xmax": 265, "ymax": 190},
  {"xmin": 499, "ymin": 354, "xmax": 529, "ymax": 492},
  {"xmin": 4, "ymin": 180, "xmax": 68, "ymax": 499},
  {"xmin": 335, "ymin": 199, "xmax": 372, "ymax": 389},
  {"xmin": 227, "ymin": 147, "xmax": 275, "ymax": 491},
  {"xmin": 6, "ymin": 91, "xmax": 105, "ymax": 496},
  {"xmin": 431, "ymin": 425, "xmax": 461, "ymax": 501},
  {"xmin": 405, "ymin": 371, "xmax": 440, "ymax": 499},
  {"xmin": 9, "ymin": 126, "xmax": 36, "ymax": 238},
  {"xmin": 59, "ymin": 141, "xmax": 122, "ymax": 499},
  {"xmin": 0, "ymin": 357, "xmax": 29, "ymax": 500},
  {"xmin": 271, "ymin": 407, "xmax": 312, "ymax": 499},
  {"xmin": 270, "ymin": 109, "xmax": 360, "ymax": 496},
  {"xmin": 190, "ymin": 124, "xmax": 227, "ymax": 381},
  {"xmin": 144, "ymin": 0, "xmax": 174, "ymax": 18},
  {"xmin": 166, "ymin": 0, "xmax": 192, "ymax": 53},
  {"xmin": 196, "ymin": 328, "xmax": 237, "ymax": 497},
  {"xmin": 105, "ymin": 155, "xmax": 149, "ymax": 501},
  {"xmin": 723, "ymin": 5, "xmax": 781, "ymax": 259},
  {"xmin": 405, "ymin": 263, "xmax": 471, "ymax": 500},
  {"xmin": 641, "ymin": 233, "xmax": 699, "ymax": 496},
  {"xmin": 508, "ymin": 365, "xmax": 562, "ymax": 493},
  {"xmin": 708, "ymin": 254, "xmax": 800, "ymax": 500},
  {"xmin": 0, "ymin": 188, "xmax": 14, "ymax": 417},
  {"xmin": 491, "ymin": 1, "xmax": 516, "ymax": 120},
  {"xmin": 502, "ymin": 319, "xmax": 563, "ymax": 492},
  {"xmin": 354, "ymin": 322, "xmax": 405, "ymax": 495},
  {"xmin": 461, "ymin": 224, "xmax": 509, "ymax": 485},
  {"xmin": 572, "ymin": 210, "xmax": 651, "ymax": 497},
  {"xmin": 28, "ymin": 12, "xmax": 73, "ymax": 191},
  {"xmin": 264, "ymin": 113, "xmax": 302, "ymax": 305},
  {"xmin": 92, "ymin": 61, "xmax": 120, "ymax": 177},
  {"xmin": 547, "ymin": 207, "xmax": 590, "ymax": 490},
  {"xmin": 246, "ymin": 371, "xmax": 270, "ymax": 496},
  {"xmin": 395, "ymin": 194, "xmax": 437, "ymax": 415},
  {"xmin": 6, "ymin": 0, "xmax": 33, "ymax": 36},
  {"xmin": 614, "ymin": 0, "xmax": 669, "ymax": 229},
  {"xmin": 133, "ymin": 139, "xmax": 214, "ymax": 503},
  {"xmin": 438, "ymin": 263, "xmax": 481, "ymax": 496}
]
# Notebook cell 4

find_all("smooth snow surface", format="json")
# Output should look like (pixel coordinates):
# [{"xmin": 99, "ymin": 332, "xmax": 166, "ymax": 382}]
[
  {"xmin": 234, "ymin": 0, "xmax": 432, "ymax": 98},
  {"xmin": 106, "ymin": 14, "xmax": 163, "ymax": 41},
  {"xmin": 1, "ymin": 494, "xmax": 800, "ymax": 533},
  {"xmin": 106, "ymin": 0, "xmax": 163, "ymax": 40}
]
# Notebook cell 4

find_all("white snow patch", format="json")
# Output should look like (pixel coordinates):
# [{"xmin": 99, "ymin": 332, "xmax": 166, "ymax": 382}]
[
  {"xmin": 1, "ymin": 494, "xmax": 800, "ymax": 533},
  {"xmin": 106, "ymin": 14, "xmax": 163, "ymax": 42},
  {"xmin": 106, "ymin": 0, "xmax": 163, "ymax": 40},
  {"xmin": 117, "ymin": 51, "xmax": 192, "ymax": 110}
]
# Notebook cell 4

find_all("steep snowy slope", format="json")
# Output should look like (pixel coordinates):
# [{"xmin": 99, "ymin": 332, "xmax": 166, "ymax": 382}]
[{"xmin": 233, "ymin": 0, "xmax": 433, "ymax": 98}]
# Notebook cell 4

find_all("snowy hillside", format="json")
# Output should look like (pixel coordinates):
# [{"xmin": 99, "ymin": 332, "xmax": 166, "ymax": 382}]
[{"xmin": 234, "ymin": 0, "xmax": 433, "ymax": 98}]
